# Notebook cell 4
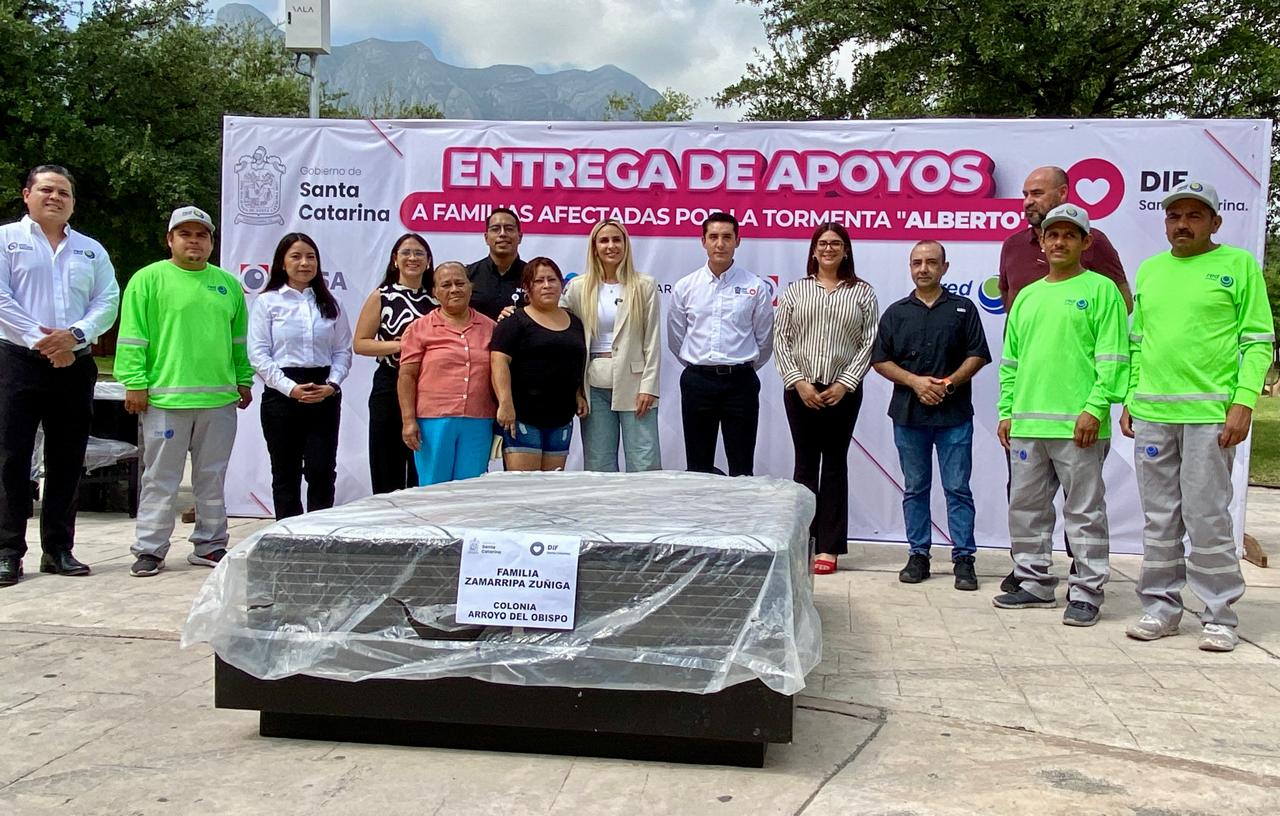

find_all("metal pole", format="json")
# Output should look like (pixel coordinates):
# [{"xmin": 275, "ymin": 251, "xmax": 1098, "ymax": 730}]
[{"xmin": 309, "ymin": 53, "xmax": 320, "ymax": 119}]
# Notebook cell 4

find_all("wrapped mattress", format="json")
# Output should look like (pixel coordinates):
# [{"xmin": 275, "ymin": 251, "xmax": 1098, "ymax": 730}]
[{"xmin": 183, "ymin": 471, "xmax": 820, "ymax": 695}]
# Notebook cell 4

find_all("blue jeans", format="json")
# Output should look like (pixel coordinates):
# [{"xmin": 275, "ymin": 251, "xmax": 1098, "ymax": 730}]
[
  {"xmin": 892, "ymin": 421, "xmax": 977, "ymax": 560},
  {"xmin": 580, "ymin": 386, "xmax": 661, "ymax": 472}
]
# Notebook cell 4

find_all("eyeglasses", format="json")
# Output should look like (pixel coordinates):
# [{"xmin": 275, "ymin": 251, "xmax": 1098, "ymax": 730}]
[
  {"xmin": 816, "ymin": 240, "xmax": 843, "ymax": 250},
  {"xmin": 397, "ymin": 249, "xmax": 429, "ymax": 258},
  {"xmin": 486, "ymin": 224, "xmax": 519, "ymax": 234}
]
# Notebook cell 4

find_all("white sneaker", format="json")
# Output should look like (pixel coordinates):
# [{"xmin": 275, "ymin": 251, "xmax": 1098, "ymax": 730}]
[
  {"xmin": 1199, "ymin": 623, "xmax": 1238, "ymax": 652},
  {"xmin": 1125, "ymin": 614, "xmax": 1180, "ymax": 641}
]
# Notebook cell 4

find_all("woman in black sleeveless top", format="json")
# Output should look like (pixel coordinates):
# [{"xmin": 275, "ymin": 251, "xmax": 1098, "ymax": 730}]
[{"xmin": 354, "ymin": 233, "xmax": 436, "ymax": 493}]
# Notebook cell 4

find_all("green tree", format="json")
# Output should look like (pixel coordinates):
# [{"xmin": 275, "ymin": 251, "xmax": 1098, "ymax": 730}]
[
  {"xmin": 717, "ymin": 1, "xmax": 1280, "ymax": 122},
  {"xmin": 0, "ymin": 0, "xmax": 322, "ymax": 279},
  {"xmin": 604, "ymin": 88, "xmax": 695, "ymax": 122}
]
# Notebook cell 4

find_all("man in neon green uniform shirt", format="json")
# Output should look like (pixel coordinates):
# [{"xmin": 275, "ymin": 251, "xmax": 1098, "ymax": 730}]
[
  {"xmin": 1121, "ymin": 180, "xmax": 1274, "ymax": 652},
  {"xmin": 993, "ymin": 204, "xmax": 1129, "ymax": 626},
  {"xmin": 116, "ymin": 206, "xmax": 254, "ymax": 577}
]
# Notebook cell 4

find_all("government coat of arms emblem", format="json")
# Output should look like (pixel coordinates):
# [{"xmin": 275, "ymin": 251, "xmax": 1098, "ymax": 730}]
[{"xmin": 234, "ymin": 146, "xmax": 287, "ymax": 225}]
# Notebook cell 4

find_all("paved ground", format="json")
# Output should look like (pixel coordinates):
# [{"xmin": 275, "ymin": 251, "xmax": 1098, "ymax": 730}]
[{"xmin": 1, "ymin": 486, "xmax": 1278, "ymax": 814}]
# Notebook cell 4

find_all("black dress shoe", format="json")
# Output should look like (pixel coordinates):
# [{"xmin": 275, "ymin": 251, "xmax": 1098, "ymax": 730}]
[
  {"xmin": 0, "ymin": 557, "xmax": 22, "ymax": 587},
  {"xmin": 40, "ymin": 551, "xmax": 90, "ymax": 576}
]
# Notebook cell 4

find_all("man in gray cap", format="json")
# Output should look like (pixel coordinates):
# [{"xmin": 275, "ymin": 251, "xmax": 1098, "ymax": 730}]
[
  {"xmin": 995, "ymin": 165, "xmax": 1133, "ymax": 593},
  {"xmin": 1121, "ymin": 180, "xmax": 1274, "ymax": 652},
  {"xmin": 992, "ymin": 204, "xmax": 1129, "ymax": 627},
  {"xmin": 115, "ymin": 206, "xmax": 253, "ymax": 577}
]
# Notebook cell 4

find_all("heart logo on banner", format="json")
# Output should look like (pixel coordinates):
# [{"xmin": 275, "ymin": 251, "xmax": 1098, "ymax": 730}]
[
  {"xmin": 1066, "ymin": 158, "xmax": 1125, "ymax": 219},
  {"xmin": 1075, "ymin": 178, "xmax": 1110, "ymax": 205}
]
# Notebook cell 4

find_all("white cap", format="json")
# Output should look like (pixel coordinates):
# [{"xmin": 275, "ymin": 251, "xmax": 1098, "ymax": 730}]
[
  {"xmin": 168, "ymin": 205, "xmax": 215, "ymax": 233},
  {"xmin": 1040, "ymin": 203, "xmax": 1090, "ymax": 235},
  {"xmin": 1161, "ymin": 180, "xmax": 1219, "ymax": 214}
]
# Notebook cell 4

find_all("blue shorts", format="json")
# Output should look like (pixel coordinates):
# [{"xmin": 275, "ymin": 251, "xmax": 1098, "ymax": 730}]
[{"xmin": 500, "ymin": 420, "xmax": 573, "ymax": 455}]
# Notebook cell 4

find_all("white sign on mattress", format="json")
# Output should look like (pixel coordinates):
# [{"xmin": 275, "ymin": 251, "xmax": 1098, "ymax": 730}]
[{"xmin": 456, "ymin": 530, "xmax": 581, "ymax": 630}]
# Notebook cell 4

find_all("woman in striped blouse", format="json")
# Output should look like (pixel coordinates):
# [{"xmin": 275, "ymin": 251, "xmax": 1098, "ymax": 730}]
[{"xmin": 774, "ymin": 222, "xmax": 879, "ymax": 574}]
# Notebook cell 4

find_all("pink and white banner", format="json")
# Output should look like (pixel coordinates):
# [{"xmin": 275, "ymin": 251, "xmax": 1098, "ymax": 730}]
[{"xmin": 219, "ymin": 116, "xmax": 1272, "ymax": 553}]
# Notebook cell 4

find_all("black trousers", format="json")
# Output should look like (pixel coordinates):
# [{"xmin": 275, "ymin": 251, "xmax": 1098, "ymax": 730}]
[
  {"xmin": 368, "ymin": 364, "xmax": 418, "ymax": 493},
  {"xmin": 679, "ymin": 365, "xmax": 760, "ymax": 477},
  {"xmin": 0, "ymin": 343, "xmax": 95, "ymax": 559},
  {"xmin": 784, "ymin": 385, "xmax": 863, "ymax": 556},
  {"xmin": 260, "ymin": 367, "xmax": 340, "ymax": 520}
]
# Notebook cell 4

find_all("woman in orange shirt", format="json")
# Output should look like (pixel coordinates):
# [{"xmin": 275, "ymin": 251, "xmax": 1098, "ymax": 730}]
[{"xmin": 396, "ymin": 262, "xmax": 497, "ymax": 485}]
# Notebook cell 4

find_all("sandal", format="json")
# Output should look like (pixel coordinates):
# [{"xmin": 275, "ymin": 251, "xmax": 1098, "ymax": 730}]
[{"xmin": 814, "ymin": 556, "xmax": 838, "ymax": 575}]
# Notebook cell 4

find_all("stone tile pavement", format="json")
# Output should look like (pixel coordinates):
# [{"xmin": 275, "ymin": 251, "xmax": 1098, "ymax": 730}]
[{"xmin": 0, "ymin": 487, "xmax": 1277, "ymax": 814}]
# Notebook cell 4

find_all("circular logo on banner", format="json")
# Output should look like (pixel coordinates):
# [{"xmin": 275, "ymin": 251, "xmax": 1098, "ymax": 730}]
[
  {"xmin": 1065, "ymin": 158, "xmax": 1124, "ymax": 220},
  {"xmin": 978, "ymin": 276, "xmax": 1005, "ymax": 315},
  {"xmin": 529, "ymin": 541, "xmax": 545, "ymax": 556}
]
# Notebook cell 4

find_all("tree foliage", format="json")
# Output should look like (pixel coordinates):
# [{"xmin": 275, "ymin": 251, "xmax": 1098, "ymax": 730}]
[
  {"xmin": 605, "ymin": 88, "xmax": 695, "ymax": 122},
  {"xmin": 717, "ymin": 0, "xmax": 1280, "ymax": 121},
  {"xmin": 0, "ymin": 0, "xmax": 343, "ymax": 278}
]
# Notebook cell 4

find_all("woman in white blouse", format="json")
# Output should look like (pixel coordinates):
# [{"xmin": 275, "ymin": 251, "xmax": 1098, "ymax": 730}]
[
  {"xmin": 561, "ymin": 220, "xmax": 661, "ymax": 471},
  {"xmin": 774, "ymin": 222, "xmax": 879, "ymax": 575},
  {"xmin": 248, "ymin": 233, "xmax": 352, "ymax": 519}
]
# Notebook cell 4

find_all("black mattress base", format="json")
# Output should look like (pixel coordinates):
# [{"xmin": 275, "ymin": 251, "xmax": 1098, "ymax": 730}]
[{"xmin": 215, "ymin": 658, "xmax": 792, "ymax": 768}]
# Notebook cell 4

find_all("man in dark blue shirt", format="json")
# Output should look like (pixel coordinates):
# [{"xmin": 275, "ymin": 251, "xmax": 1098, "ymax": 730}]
[{"xmin": 872, "ymin": 240, "xmax": 991, "ymax": 590}]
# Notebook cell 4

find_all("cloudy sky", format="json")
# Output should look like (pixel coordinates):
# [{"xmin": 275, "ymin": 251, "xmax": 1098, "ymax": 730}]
[{"xmin": 208, "ymin": 0, "xmax": 770, "ymax": 119}]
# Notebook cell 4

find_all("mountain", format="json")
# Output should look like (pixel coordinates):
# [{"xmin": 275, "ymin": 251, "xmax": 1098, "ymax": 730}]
[{"xmin": 214, "ymin": 3, "xmax": 662, "ymax": 120}]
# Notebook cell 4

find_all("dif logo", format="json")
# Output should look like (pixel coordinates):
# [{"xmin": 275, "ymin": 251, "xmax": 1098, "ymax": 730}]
[{"xmin": 1139, "ymin": 170, "xmax": 1190, "ymax": 193}]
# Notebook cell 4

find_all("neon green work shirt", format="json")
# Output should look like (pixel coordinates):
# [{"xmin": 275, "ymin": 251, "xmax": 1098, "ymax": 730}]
[
  {"xmin": 998, "ymin": 269, "xmax": 1130, "ymax": 439},
  {"xmin": 115, "ymin": 260, "xmax": 253, "ymax": 409},
  {"xmin": 1128, "ymin": 244, "xmax": 1274, "ymax": 424}
]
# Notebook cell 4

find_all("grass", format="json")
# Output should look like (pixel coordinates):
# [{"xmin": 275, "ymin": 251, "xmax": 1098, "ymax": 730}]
[{"xmin": 1251, "ymin": 394, "xmax": 1280, "ymax": 487}]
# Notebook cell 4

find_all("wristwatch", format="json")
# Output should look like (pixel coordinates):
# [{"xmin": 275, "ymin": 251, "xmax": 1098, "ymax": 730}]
[
  {"xmin": 70, "ymin": 327, "xmax": 86, "ymax": 345},
  {"xmin": 942, "ymin": 377, "xmax": 956, "ymax": 395},
  {"xmin": 327, "ymin": 381, "xmax": 341, "ymax": 395}
]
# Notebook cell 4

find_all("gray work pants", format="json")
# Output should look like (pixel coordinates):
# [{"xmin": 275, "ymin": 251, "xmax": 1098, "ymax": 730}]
[
  {"xmin": 1008, "ymin": 437, "xmax": 1111, "ymax": 605},
  {"xmin": 1132, "ymin": 420, "xmax": 1243, "ymax": 627},
  {"xmin": 132, "ymin": 405, "xmax": 237, "ymax": 560}
]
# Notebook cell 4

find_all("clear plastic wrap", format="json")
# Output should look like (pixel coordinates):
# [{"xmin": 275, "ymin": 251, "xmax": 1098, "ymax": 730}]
[
  {"xmin": 183, "ymin": 471, "xmax": 820, "ymax": 695},
  {"xmin": 83, "ymin": 437, "xmax": 138, "ymax": 472}
]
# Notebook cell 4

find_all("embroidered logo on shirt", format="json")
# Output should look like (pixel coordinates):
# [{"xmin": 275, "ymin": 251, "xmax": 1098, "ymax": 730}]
[
  {"xmin": 1219, "ymin": 275, "xmax": 1233, "ymax": 288},
  {"xmin": 72, "ymin": 249, "xmax": 96, "ymax": 258},
  {"xmin": 733, "ymin": 286, "xmax": 758, "ymax": 296},
  {"xmin": 7, "ymin": 242, "xmax": 34, "ymax": 252},
  {"xmin": 1075, "ymin": 299, "xmax": 1088, "ymax": 310},
  {"xmin": 207, "ymin": 284, "xmax": 229, "ymax": 295},
  {"xmin": 1144, "ymin": 445, "xmax": 1159, "ymax": 458}
]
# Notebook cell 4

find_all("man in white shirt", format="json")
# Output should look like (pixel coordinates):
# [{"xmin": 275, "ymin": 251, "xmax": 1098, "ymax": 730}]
[
  {"xmin": 0, "ymin": 164, "xmax": 120, "ymax": 586},
  {"xmin": 667, "ymin": 212, "xmax": 774, "ymax": 476}
]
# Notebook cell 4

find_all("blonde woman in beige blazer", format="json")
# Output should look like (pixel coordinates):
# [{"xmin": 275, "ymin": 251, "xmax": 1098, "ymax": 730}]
[{"xmin": 562, "ymin": 220, "xmax": 662, "ymax": 470}]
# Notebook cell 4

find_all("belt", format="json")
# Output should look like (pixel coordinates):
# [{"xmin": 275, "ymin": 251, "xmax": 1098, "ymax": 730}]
[
  {"xmin": 688, "ymin": 362, "xmax": 752, "ymax": 375},
  {"xmin": 0, "ymin": 340, "xmax": 92, "ymax": 361}
]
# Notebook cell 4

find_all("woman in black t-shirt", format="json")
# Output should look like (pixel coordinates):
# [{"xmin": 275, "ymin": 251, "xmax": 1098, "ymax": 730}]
[{"xmin": 490, "ymin": 257, "xmax": 587, "ymax": 471}]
